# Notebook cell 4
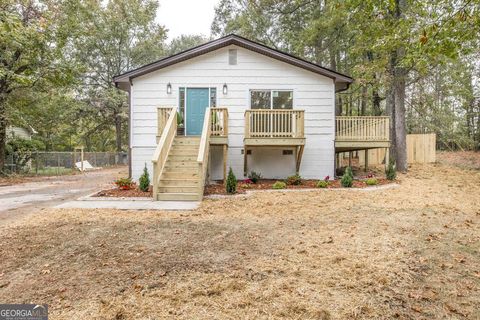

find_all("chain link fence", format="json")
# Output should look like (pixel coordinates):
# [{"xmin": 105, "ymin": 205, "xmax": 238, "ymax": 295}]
[{"xmin": 4, "ymin": 151, "xmax": 128, "ymax": 176}]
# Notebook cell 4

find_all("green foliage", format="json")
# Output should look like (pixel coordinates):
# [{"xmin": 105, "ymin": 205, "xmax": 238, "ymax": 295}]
[
  {"xmin": 115, "ymin": 177, "xmax": 134, "ymax": 190},
  {"xmin": 316, "ymin": 180, "xmax": 329, "ymax": 188},
  {"xmin": 365, "ymin": 178, "xmax": 378, "ymax": 186},
  {"xmin": 386, "ymin": 160, "xmax": 397, "ymax": 181},
  {"xmin": 226, "ymin": 167, "xmax": 237, "ymax": 194},
  {"xmin": 341, "ymin": 167, "xmax": 354, "ymax": 188},
  {"xmin": 5, "ymin": 138, "xmax": 45, "ymax": 173},
  {"xmin": 139, "ymin": 164, "xmax": 150, "ymax": 192},
  {"xmin": 272, "ymin": 181, "xmax": 286, "ymax": 189},
  {"xmin": 286, "ymin": 174, "xmax": 302, "ymax": 185},
  {"xmin": 248, "ymin": 171, "xmax": 262, "ymax": 184}
]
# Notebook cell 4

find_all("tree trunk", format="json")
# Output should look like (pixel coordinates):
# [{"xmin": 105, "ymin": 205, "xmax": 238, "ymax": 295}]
[
  {"xmin": 394, "ymin": 58, "xmax": 408, "ymax": 172},
  {"xmin": 0, "ymin": 96, "xmax": 7, "ymax": 173},
  {"xmin": 361, "ymin": 86, "xmax": 367, "ymax": 115},
  {"xmin": 392, "ymin": 0, "xmax": 408, "ymax": 172},
  {"xmin": 114, "ymin": 112, "xmax": 122, "ymax": 152}
]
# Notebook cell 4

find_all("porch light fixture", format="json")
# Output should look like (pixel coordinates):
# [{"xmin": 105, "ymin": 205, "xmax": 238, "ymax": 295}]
[
  {"xmin": 167, "ymin": 83, "xmax": 172, "ymax": 94},
  {"xmin": 223, "ymin": 83, "xmax": 228, "ymax": 95}
]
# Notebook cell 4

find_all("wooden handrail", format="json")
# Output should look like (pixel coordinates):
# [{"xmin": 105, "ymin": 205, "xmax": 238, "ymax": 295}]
[
  {"xmin": 197, "ymin": 107, "xmax": 212, "ymax": 197},
  {"xmin": 335, "ymin": 116, "xmax": 390, "ymax": 141},
  {"xmin": 210, "ymin": 107, "xmax": 228, "ymax": 136},
  {"xmin": 152, "ymin": 106, "xmax": 177, "ymax": 200},
  {"xmin": 245, "ymin": 109, "xmax": 305, "ymax": 138}
]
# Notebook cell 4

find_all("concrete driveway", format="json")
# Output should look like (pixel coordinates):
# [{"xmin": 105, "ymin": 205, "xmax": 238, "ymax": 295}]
[{"xmin": 0, "ymin": 167, "xmax": 126, "ymax": 225}]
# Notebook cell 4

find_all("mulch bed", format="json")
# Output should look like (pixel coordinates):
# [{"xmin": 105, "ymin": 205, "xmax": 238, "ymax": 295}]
[
  {"xmin": 93, "ymin": 186, "xmax": 152, "ymax": 198},
  {"xmin": 205, "ymin": 178, "xmax": 392, "ymax": 195}
]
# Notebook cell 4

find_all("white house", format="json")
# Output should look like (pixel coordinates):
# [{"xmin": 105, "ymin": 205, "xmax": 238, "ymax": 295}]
[{"xmin": 114, "ymin": 35, "xmax": 390, "ymax": 200}]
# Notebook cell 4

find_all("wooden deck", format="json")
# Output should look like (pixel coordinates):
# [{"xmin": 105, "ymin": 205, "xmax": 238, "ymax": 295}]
[
  {"xmin": 335, "ymin": 116, "xmax": 390, "ymax": 152},
  {"xmin": 243, "ymin": 109, "xmax": 305, "ymax": 175}
]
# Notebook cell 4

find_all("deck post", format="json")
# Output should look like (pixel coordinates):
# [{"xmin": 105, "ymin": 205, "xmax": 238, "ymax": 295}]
[
  {"xmin": 223, "ymin": 145, "xmax": 228, "ymax": 184},
  {"xmin": 385, "ymin": 147, "xmax": 390, "ymax": 168},
  {"xmin": 243, "ymin": 147, "xmax": 248, "ymax": 177},
  {"xmin": 348, "ymin": 151, "xmax": 352, "ymax": 167},
  {"xmin": 364, "ymin": 149, "xmax": 369, "ymax": 172}
]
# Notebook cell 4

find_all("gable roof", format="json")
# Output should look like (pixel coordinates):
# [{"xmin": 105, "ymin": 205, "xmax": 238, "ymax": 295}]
[{"xmin": 113, "ymin": 34, "xmax": 353, "ymax": 92}]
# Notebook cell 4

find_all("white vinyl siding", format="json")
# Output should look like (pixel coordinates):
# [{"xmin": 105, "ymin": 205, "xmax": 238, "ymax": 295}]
[{"xmin": 130, "ymin": 45, "xmax": 335, "ymax": 181}]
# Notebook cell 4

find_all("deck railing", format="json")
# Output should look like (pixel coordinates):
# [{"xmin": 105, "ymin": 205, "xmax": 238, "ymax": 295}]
[
  {"xmin": 245, "ymin": 109, "xmax": 305, "ymax": 138},
  {"xmin": 210, "ymin": 108, "xmax": 228, "ymax": 136},
  {"xmin": 335, "ymin": 116, "xmax": 390, "ymax": 141},
  {"xmin": 152, "ymin": 106, "xmax": 177, "ymax": 200},
  {"xmin": 197, "ymin": 107, "xmax": 212, "ymax": 197},
  {"xmin": 157, "ymin": 107, "xmax": 174, "ymax": 136}
]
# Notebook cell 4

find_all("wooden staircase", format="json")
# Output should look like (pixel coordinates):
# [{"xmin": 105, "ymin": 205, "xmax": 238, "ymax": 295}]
[{"xmin": 156, "ymin": 136, "xmax": 202, "ymax": 201}]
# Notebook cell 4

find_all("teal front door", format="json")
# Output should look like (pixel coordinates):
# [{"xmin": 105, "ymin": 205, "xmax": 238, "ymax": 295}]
[{"xmin": 186, "ymin": 88, "xmax": 209, "ymax": 135}]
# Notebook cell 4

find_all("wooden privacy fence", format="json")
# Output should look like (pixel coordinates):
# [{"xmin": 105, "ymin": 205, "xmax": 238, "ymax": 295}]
[{"xmin": 356, "ymin": 133, "xmax": 436, "ymax": 165}]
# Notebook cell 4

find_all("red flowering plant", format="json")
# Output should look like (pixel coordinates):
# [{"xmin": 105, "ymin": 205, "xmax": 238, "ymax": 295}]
[
  {"xmin": 324, "ymin": 175, "xmax": 330, "ymax": 181},
  {"xmin": 243, "ymin": 178, "xmax": 253, "ymax": 184},
  {"xmin": 366, "ymin": 173, "xmax": 375, "ymax": 179},
  {"xmin": 114, "ymin": 177, "xmax": 135, "ymax": 190}
]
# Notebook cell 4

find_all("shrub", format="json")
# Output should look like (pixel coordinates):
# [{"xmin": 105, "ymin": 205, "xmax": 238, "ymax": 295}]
[
  {"xmin": 248, "ymin": 171, "xmax": 262, "ymax": 184},
  {"xmin": 286, "ymin": 173, "xmax": 302, "ymax": 185},
  {"xmin": 316, "ymin": 180, "xmax": 329, "ymax": 188},
  {"xmin": 226, "ymin": 167, "xmax": 237, "ymax": 194},
  {"xmin": 341, "ymin": 167, "xmax": 353, "ymax": 188},
  {"xmin": 272, "ymin": 181, "xmax": 286, "ymax": 189},
  {"xmin": 365, "ymin": 178, "xmax": 378, "ymax": 186},
  {"xmin": 139, "ymin": 164, "xmax": 150, "ymax": 192},
  {"xmin": 386, "ymin": 160, "xmax": 396, "ymax": 180},
  {"xmin": 115, "ymin": 177, "xmax": 134, "ymax": 190}
]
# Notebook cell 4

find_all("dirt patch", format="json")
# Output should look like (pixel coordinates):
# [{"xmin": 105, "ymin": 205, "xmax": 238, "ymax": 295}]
[
  {"xmin": 94, "ymin": 186, "xmax": 153, "ymax": 198},
  {"xmin": 0, "ymin": 162, "xmax": 479, "ymax": 319},
  {"xmin": 437, "ymin": 151, "xmax": 480, "ymax": 170},
  {"xmin": 205, "ymin": 178, "xmax": 392, "ymax": 195}
]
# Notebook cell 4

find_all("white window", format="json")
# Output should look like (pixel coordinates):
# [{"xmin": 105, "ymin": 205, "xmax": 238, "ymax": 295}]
[{"xmin": 250, "ymin": 90, "xmax": 293, "ymax": 109}]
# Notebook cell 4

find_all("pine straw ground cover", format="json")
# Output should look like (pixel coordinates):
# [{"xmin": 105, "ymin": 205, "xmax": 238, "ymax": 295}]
[
  {"xmin": 205, "ymin": 178, "xmax": 391, "ymax": 195},
  {"xmin": 0, "ymin": 163, "xmax": 479, "ymax": 319}
]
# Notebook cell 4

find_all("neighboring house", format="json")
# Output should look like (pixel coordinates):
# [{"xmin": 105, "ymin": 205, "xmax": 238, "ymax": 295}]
[
  {"xmin": 6, "ymin": 126, "xmax": 34, "ymax": 140},
  {"xmin": 114, "ymin": 34, "xmax": 390, "ymax": 201}
]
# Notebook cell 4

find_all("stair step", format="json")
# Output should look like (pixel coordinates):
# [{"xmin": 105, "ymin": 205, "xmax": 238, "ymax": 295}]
[
  {"xmin": 162, "ymin": 171, "xmax": 199, "ymax": 178},
  {"xmin": 158, "ymin": 185, "xmax": 199, "ymax": 193},
  {"xmin": 158, "ymin": 179, "xmax": 200, "ymax": 186},
  {"xmin": 168, "ymin": 155, "xmax": 198, "ymax": 161},
  {"xmin": 169, "ymin": 149, "xmax": 199, "ymax": 156},
  {"xmin": 157, "ymin": 192, "xmax": 200, "ymax": 201}
]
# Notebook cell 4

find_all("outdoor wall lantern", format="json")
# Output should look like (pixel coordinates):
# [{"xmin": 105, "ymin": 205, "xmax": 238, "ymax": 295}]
[
  {"xmin": 167, "ymin": 83, "xmax": 172, "ymax": 94},
  {"xmin": 223, "ymin": 83, "xmax": 228, "ymax": 95}
]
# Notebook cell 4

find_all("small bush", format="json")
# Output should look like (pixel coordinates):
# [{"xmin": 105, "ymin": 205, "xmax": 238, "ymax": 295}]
[
  {"xmin": 316, "ymin": 180, "xmax": 329, "ymax": 188},
  {"xmin": 226, "ymin": 167, "xmax": 237, "ymax": 194},
  {"xmin": 386, "ymin": 160, "xmax": 396, "ymax": 180},
  {"xmin": 341, "ymin": 167, "xmax": 353, "ymax": 188},
  {"xmin": 115, "ymin": 177, "xmax": 134, "ymax": 190},
  {"xmin": 139, "ymin": 164, "xmax": 150, "ymax": 192},
  {"xmin": 365, "ymin": 178, "xmax": 378, "ymax": 186},
  {"xmin": 286, "ymin": 174, "xmax": 302, "ymax": 185},
  {"xmin": 272, "ymin": 181, "xmax": 287, "ymax": 189},
  {"xmin": 248, "ymin": 171, "xmax": 262, "ymax": 184},
  {"xmin": 239, "ymin": 183, "xmax": 252, "ymax": 189}
]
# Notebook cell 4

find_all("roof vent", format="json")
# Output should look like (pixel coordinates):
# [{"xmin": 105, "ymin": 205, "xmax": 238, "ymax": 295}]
[{"xmin": 229, "ymin": 49, "xmax": 237, "ymax": 65}]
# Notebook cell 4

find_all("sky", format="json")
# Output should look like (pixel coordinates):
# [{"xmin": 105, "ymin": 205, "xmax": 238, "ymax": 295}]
[{"xmin": 156, "ymin": 0, "xmax": 220, "ymax": 42}]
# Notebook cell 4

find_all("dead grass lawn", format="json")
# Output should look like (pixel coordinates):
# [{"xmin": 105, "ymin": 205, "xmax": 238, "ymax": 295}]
[{"xmin": 0, "ymin": 161, "xmax": 479, "ymax": 319}]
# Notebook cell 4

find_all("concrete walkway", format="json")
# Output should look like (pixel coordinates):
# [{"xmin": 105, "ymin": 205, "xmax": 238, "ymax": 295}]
[{"xmin": 56, "ymin": 199, "xmax": 200, "ymax": 210}]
